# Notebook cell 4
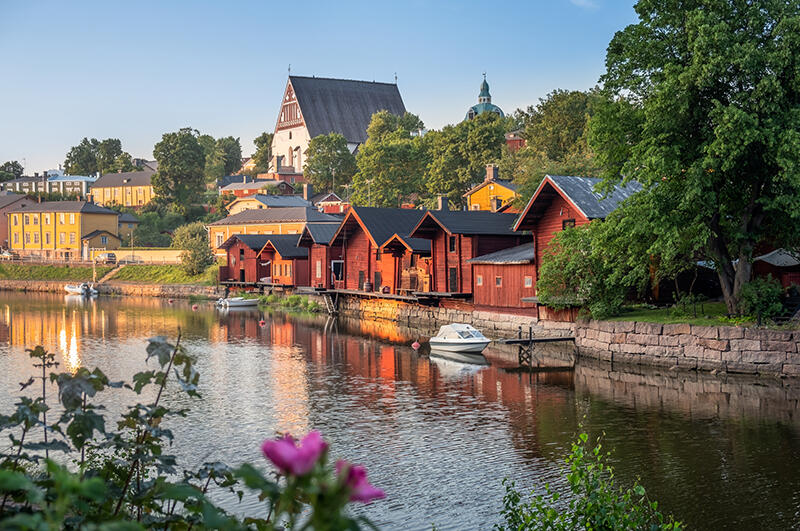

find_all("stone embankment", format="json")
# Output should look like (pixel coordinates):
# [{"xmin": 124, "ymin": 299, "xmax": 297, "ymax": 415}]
[
  {"xmin": 576, "ymin": 320, "xmax": 800, "ymax": 377},
  {"xmin": 0, "ymin": 279, "xmax": 224, "ymax": 299}
]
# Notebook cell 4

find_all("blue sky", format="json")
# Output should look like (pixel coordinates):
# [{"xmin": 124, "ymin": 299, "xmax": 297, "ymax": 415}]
[{"xmin": 0, "ymin": 0, "xmax": 638, "ymax": 173}]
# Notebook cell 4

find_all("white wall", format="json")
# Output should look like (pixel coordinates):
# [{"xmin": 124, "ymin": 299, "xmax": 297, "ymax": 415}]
[{"xmin": 271, "ymin": 125, "xmax": 312, "ymax": 172}]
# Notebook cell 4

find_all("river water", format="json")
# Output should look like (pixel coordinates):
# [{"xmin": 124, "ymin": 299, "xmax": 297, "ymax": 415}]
[{"xmin": 1, "ymin": 292, "xmax": 799, "ymax": 530}]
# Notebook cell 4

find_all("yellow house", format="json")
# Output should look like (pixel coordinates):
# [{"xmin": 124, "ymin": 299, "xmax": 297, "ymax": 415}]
[
  {"xmin": 8, "ymin": 201, "xmax": 121, "ymax": 260},
  {"xmin": 464, "ymin": 164, "xmax": 519, "ymax": 211},
  {"xmin": 90, "ymin": 170, "xmax": 156, "ymax": 207},
  {"xmin": 207, "ymin": 207, "xmax": 342, "ymax": 256},
  {"xmin": 117, "ymin": 213, "xmax": 140, "ymax": 242},
  {"xmin": 226, "ymin": 194, "xmax": 311, "ymax": 215}
]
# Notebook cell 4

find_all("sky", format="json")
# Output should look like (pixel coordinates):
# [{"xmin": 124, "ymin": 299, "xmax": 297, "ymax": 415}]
[{"xmin": 0, "ymin": 0, "xmax": 639, "ymax": 174}]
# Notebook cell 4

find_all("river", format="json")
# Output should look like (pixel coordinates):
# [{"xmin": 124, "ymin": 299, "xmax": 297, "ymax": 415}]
[{"xmin": 0, "ymin": 292, "xmax": 799, "ymax": 530}]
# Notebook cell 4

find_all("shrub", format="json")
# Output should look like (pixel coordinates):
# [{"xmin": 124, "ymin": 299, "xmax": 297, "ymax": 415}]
[
  {"xmin": 739, "ymin": 275, "xmax": 784, "ymax": 322},
  {"xmin": 171, "ymin": 221, "xmax": 209, "ymax": 250},
  {"xmin": 496, "ymin": 432, "xmax": 681, "ymax": 530},
  {"xmin": 285, "ymin": 295, "xmax": 303, "ymax": 307},
  {"xmin": 180, "ymin": 238, "xmax": 216, "ymax": 276},
  {"xmin": 266, "ymin": 294, "xmax": 280, "ymax": 304}
]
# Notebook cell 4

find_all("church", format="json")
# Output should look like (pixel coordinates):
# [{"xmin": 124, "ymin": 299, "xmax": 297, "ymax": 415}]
[
  {"xmin": 465, "ymin": 75, "xmax": 504, "ymax": 120},
  {"xmin": 270, "ymin": 76, "xmax": 407, "ymax": 176}
]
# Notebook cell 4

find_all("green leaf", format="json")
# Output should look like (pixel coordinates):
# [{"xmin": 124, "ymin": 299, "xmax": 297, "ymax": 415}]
[{"xmin": 146, "ymin": 336, "xmax": 174, "ymax": 367}]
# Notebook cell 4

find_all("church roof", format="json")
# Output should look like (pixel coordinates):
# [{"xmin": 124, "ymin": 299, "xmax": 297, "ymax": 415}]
[
  {"xmin": 466, "ymin": 102, "xmax": 504, "ymax": 119},
  {"xmin": 289, "ymin": 76, "xmax": 406, "ymax": 145}
]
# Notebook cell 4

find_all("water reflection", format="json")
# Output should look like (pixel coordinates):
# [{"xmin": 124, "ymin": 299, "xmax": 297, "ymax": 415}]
[{"xmin": 0, "ymin": 292, "xmax": 799, "ymax": 529}]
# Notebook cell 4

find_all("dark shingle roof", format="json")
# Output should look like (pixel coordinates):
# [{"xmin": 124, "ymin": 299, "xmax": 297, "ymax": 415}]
[
  {"xmin": 219, "ymin": 234, "xmax": 271, "ymax": 251},
  {"xmin": 416, "ymin": 210, "xmax": 519, "ymax": 236},
  {"xmin": 383, "ymin": 234, "xmax": 431, "ymax": 254},
  {"xmin": 467, "ymin": 242, "xmax": 535, "ymax": 265},
  {"xmin": 0, "ymin": 193, "xmax": 29, "ymax": 210},
  {"xmin": 92, "ymin": 171, "xmax": 154, "ymax": 188},
  {"xmin": 350, "ymin": 207, "xmax": 427, "ymax": 247},
  {"xmin": 81, "ymin": 230, "xmax": 120, "ymax": 241},
  {"xmin": 310, "ymin": 192, "xmax": 342, "ymax": 204},
  {"xmin": 289, "ymin": 76, "xmax": 406, "ymax": 145},
  {"xmin": 208, "ymin": 207, "xmax": 341, "ymax": 226},
  {"xmin": 220, "ymin": 180, "xmax": 295, "ymax": 192},
  {"xmin": 118, "ymin": 213, "xmax": 140, "ymax": 223},
  {"xmin": 263, "ymin": 234, "xmax": 309, "ymax": 259},
  {"xmin": 547, "ymin": 175, "xmax": 642, "ymax": 219},
  {"xmin": 10, "ymin": 201, "xmax": 119, "ymax": 214},
  {"xmin": 299, "ymin": 223, "xmax": 341, "ymax": 245},
  {"xmin": 230, "ymin": 194, "xmax": 310, "ymax": 208}
]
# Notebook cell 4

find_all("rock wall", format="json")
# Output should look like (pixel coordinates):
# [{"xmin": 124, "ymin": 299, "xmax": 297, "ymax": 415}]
[
  {"xmin": 0, "ymin": 279, "xmax": 224, "ymax": 299},
  {"xmin": 575, "ymin": 319, "xmax": 800, "ymax": 377}
]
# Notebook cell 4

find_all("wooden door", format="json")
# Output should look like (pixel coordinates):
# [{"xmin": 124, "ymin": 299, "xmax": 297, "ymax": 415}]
[{"xmin": 448, "ymin": 267, "xmax": 458, "ymax": 292}]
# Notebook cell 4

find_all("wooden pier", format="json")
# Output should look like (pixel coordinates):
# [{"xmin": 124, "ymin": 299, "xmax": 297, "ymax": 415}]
[{"xmin": 496, "ymin": 326, "xmax": 575, "ymax": 371}]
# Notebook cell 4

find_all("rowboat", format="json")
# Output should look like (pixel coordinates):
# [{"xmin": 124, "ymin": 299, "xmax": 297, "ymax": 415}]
[{"xmin": 428, "ymin": 324, "xmax": 491, "ymax": 354}]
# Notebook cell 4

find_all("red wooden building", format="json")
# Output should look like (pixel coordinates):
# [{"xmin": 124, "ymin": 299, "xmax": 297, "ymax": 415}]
[
  {"xmin": 297, "ymin": 223, "xmax": 343, "ymax": 289},
  {"xmin": 409, "ymin": 208, "xmax": 529, "ymax": 295},
  {"xmin": 258, "ymin": 234, "xmax": 310, "ymax": 287},
  {"xmin": 329, "ymin": 207, "xmax": 429, "ymax": 293},
  {"xmin": 467, "ymin": 242, "xmax": 537, "ymax": 315},
  {"xmin": 218, "ymin": 235, "xmax": 271, "ymax": 284}
]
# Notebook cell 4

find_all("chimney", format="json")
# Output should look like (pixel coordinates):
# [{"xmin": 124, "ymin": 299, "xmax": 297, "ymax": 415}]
[
  {"xmin": 303, "ymin": 183, "xmax": 314, "ymax": 202},
  {"xmin": 34, "ymin": 172, "xmax": 39, "ymax": 178},
  {"xmin": 486, "ymin": 164, "xmax": 499, "ymax": 181},
  {"xmin": 437, "ymin": 195, "xmax": 449, "ymax": 211}
]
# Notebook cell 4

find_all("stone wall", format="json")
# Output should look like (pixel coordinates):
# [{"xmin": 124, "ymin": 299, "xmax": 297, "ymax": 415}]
[
  {"xmin": 576, "ymin": 319, "xmax": 800, "ymax": 378},
  {"xmin": 0, "ymin": 279, "xmax": 224, "ymax": 300}
]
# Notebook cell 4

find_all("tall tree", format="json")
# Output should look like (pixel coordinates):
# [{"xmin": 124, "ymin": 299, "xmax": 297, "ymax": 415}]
[
  {"xmin": 425, "ymin": 112, "xmax": 505, "ymax": 207},
  {"xmin": 96, "ymin": 139, "xmax": 124, "ymax": 173},
  {"xmin": 351, "ymin": 112, "xmax": 428, "ymax": 207},
  {"xmin": 64, "ymin": 138, "xmax": 100, "ymax": 175},
  {"xmin": 0, "ymin": 161, "xmax": 24, "ymax": 182},
  {"xmin": 591, "ymin": 0, "xmax": 800, "ymax": 313},
  {"xmin": 152, "ymin": 128, "xmax": 205, "ymax": 216},
  {"xmin": 201, "ymin": 136, "xmax": 242, "ymax": 182},
  {"xmin": 303, "ymin": 133, "xmax": 356, "ymax": 195},
  {"xmin": 250, "ymin": 132, "xmax": 273, "ymax": 174}
]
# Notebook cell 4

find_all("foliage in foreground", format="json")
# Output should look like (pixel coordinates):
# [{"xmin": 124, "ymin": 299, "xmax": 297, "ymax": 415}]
[
  {"xmin": 0, "ymin": 339, "xmax": 384, "ymax": 530},
  {"xmin": 496, "ymin": 433, "xmax": 681, "ymax": 531}
]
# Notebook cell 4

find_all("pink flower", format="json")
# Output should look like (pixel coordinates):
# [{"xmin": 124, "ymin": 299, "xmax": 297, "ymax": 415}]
[
  {"xmin": 336, "ymin": 460, "xmax": 386, "ymax": 503},
  {"xmin": 261, "ymin": 431, "xmax": 328, "ymax": 476}
]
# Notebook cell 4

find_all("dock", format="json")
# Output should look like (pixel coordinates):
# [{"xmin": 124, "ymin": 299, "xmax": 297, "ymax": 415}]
[{"xmin": 497, "ymin": 326, "xmax": 575, "ymax": 370}]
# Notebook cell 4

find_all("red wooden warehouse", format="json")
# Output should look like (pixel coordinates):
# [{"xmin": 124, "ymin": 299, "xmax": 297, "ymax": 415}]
[
  {"xmin": 467, "ymin": 242, "xmax": 537, "ymax": 315},
  {"xmin": 297, "ymin": 223, "xmax": 343, "ymax": 289},
  {"xmin": 218, "ymin": 235, "xmax": 271, "ymax": 284},
  {"xmin": 258, "ymin": 234, "xmax": 310, "ymax": 287}
]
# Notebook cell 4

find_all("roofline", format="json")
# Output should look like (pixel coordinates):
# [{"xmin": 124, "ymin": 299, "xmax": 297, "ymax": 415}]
[
  {"xmin": 513, "ymin": 175, "xmax": 589, "ymax": 231},
  {"xmin": 328, "ymin": 208, "xmax": 379, "ymax": 247},
  {"xmin": 380, "ymin": 233, "xmax": 416, "ymax": 252},
  {"xmin": 81, "ymin": 230, "xmax": 120, "ymax": 240},
  {"xmin": 257, "ymin": 237, "xmax": 306, "ymax": 260},
  {"xmin": 289, "ymin": 74, "xmax": 399, "ymax": 87},
  {"xmin": 409, "ymin": 211, "xmax": 451, "ymax": 237}
]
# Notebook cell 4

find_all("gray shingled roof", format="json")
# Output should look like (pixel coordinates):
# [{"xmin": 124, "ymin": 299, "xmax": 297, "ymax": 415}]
[
  {"xmin": 263, "ymin": 234, "xmax": 309, "ymax": 259},
  {"xmin": 92, "ymin": 170, "xmax": 154, "ymax": 188},
  {"xmin": 219, "ymin": 234, "xmax": 271, "ymax": 251},
  {"xmin": 347, "ymin": 207, "xmax": 427, "ymax": 247},
  {"xmin": 118, "ymin": 213, "xmax": 140, "ymax": 223},
  {"xmin": 290, "ymin": 76, "xmax": 406, "ymax": 144},
  {"xmin": 10, "ymin": 201, "xmax": 119, "ymax": 214},
  {"xmin": 547, "ymin": 175, "xmax": 642, "ymax": 219},
  {"xmin": 0, "ymin": 193, "xmax": 28, "ymax": 210},
  {"xmin": 81, "ymin": 229, "xmax": 120, "ymax": 241},
  {"xmin": 467, "ymin": 242, "xmax": 535, "ymax": 265},
  {"xmin": 383, "ymin": 234, "xmax": 431, "ymax": 254},
  {"xmin": 229, "ymin": 194, "xmax": 310, "ymax": 208},
  {"xmin": 208, "ymin": 207, "xmax": 341, "ymax": 226},
  {"xmin": 298, "ymin": 223, "xmax": 341, "ymax": 245},
  {"xmin": 220, "ymin": 180, "xmax": 294, "ymax": 192},
  {"xmin": 414, "ymin": 210, "xmax": 519, "ymax": 236}
]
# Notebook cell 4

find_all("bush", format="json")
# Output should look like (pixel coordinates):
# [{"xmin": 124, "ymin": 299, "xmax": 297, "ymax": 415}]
[
  {"xmin": 266, "ymin": 294, "xmax": 280, "ymax": 304},
  {"xmin": 0, "ymin": 340, "xmax": 385, "ymax": 529},
  {"xmin": 180, "ymin": 238, "xmax": 216, "ymax": 276},
  {"xmin": 285, "ymin": 295, "xmax": 303, "ymax": 307},
  {"xmin": 739, "ymin": 275, "xmax": 784, "ymax": 322},
  {"xmin": 171, "ymin": 221, "xmax": 209, "ymax": 250},
  {"xmin": 496, "ymin": 432, "xmax": 681, "ymax": 530}
]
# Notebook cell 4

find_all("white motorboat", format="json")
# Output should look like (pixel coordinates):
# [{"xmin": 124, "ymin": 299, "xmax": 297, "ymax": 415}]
[
  {"xmin": 216, "ymin": 297, "xmax": 259, "ymax": 308},
  {"xmin": 428, "ymin": 324, "xmax": 491, "ymax": 354},
  {"xmin": 65, "ymin": 284, "xmax": 86, "ymax": 295}
]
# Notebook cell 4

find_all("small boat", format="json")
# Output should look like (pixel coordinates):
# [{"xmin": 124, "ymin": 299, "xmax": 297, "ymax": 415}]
[
  {"xmin": 428, "ymin": 323, "xmax": 491, "ymax": 354},
  {"xmin": 216, "ymin": 297, "xmax": 259, "ymax": 308}
]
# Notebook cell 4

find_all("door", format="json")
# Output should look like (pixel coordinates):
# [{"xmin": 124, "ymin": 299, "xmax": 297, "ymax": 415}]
[
  {"xmin": 374, "ymin": 271, "xmax": 382, "ymax": 290},
  {"xmin": 239, "ymin": 269, "xmax": 245, "ymax": 282},
  {"xmin": 448, "ymin": 267, "xmax": 458, "ymax": 293},
  {"xmin": 358, "ymin": 271, "xmax": 365, "ymax": 290}
]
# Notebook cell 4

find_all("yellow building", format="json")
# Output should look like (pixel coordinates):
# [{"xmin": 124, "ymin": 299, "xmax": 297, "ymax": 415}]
[
  {"xmin": 117, "ymin": 213, "xmax": 140, "ymax": 242},
  {"xmin": 464, "ymin": 164, "xmax": 519, "ymax": 211},
  {"xmin": 226, "ymin": 194, "xmax": 311, "ymax": 215},
  {"xmin": 90, "ymin": 170, "xmax": 156, "ymax": 207},
  {"xmin": 207, "ymin": 207, "xmax": 341, "ymax": 256},
  {"xmin": 8, "ymin": 201, "xmax": 121, "ymax": 260}
]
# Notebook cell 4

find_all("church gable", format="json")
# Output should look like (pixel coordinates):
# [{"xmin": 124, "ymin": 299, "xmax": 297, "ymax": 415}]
[{"xmin": 276, "ymin": 81, "xmax": 304, "ymax": 132}]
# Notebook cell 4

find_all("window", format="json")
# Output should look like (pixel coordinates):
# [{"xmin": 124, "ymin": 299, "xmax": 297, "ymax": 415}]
[
  {"xmin": 495, "ymin": 276, "xmax": 502, "ymax": 287},
  {"xmin": 33, "ymin": 233, "xmax": 39, "ymax": 244},
  {"xmin": 216, "ymin": 234, "xmax": 224, "ymax": 247},
  {"xmin": 24, "ymin": 233, "xmax": 30, "ymax": 244},
  {"xmin": 23, "ymin": 215, "xmax": 28, "ymax": 225},
  {"xmin": 59, "ymin": 233, "xmax": 65, "ymax": 245},
  {"xmin": 128, "ymin": 223, "xmax": 134, "ymax": 228},
  {"xmin": 32, "ymin": 216, "xmax": 38, "ymax": 225},
  {"xmin": 524, "ymin": 276, "xmax": 533, "ymax": 288},
  {"xmin": 45, "ymin": 233, "xmax": 50, "ymax": 245},
  {"xmin": 476, "ymin": 275, "xmax": 483, "ymax": 286},
  {"xmin": 13, "ymin": 233, "xmax": 18, "ymax": 244},
  {"xmin": 101, "ymin": 236, "xmax": 108, "ymax": 245},
  {"xmin": 448, "ymin": 235, "xmax": 456, "ymax": 253},
  {"xmin": 375, "ymin": 248, "xmax": 381, "ymax": 260},
  {"xmin": 562, "ymin": 219, "xmax": 576, "ymax": 230},
  {"xmin": 471, "ymin": 204, "xmax": 480, "ymax": 211},
  {"xmin": 60, "ymin": 213, "xmax": 65, "ymax": 224},
  {"xmin": 70, "ymin": 233, "xmax": 76, "ymax": 244},
  {"xmin": 332, "ymin": 260, "xmax": 344, "ymax": 281},
  {"xmin": 69, "ymin": 214, "xmax": 75, "ymax": 224},
  {"xmin": 288, "ymin": 131, "xmax": 292, "ymax": 139},
  {"xmin": 44, "ymin": 214, "xmax": 50, "ymax": 224},
  {"xmin": 287, "ymin": 263, "xmax": 291, "ymax": 277},
  {"xmin": 316, "ymin": 260, "xmax": 322, "ymax": 278},
  {"xmin": 12, "ymin": 215, "xmax": 18, "ymax": 226}
]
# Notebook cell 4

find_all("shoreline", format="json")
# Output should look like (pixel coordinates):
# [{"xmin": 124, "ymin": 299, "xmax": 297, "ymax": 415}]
[{"xmin": 0, "ymin": 279, "xmax": 224, "ymax": 299}]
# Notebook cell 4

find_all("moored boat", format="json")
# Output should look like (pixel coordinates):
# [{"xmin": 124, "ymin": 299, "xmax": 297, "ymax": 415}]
[
  {"xmin": 65, "ymin": 283, "xmax": 88, "ymax": 295},
  {"xmin": 428, "ymin": 324, "xmax": 491, "ymax": 354},
  {"xmin": 216, "ymin": 297, "xmax": 259, "ymax": 308}
]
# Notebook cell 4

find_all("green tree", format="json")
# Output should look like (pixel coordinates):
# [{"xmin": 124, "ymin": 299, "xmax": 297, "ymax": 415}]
[
  {"xmin": 64, "ymin": 138, "xmax": 100, "ymax": 175},
  {"xmin": 107, "ymin": 153, "xmax": 137, "ymax": 173},
  {"xmin": 96, "ymin": 139, "xmax": 123, "ymax": 173},
  {"xmin": 591, "ymin": 0, "xmax": 800, "ymax": 313},
  {"xmin": 204, "ymin": 136, "xmax": 242, "ymax": 182},
  {"xmin": 171, "ymin": 222, "xmax": 208, "ymax": 250},
  {"xmin": 250, "ymin": 132, "xmax": 274, "ymax": 175},
  {"xmin": 152, "ymin": 128, "xmax": 206, "ymax": 216},
  {"xmin": 303, "ymin": 133, "xmax": 356, "ymax": 195},
  {"xmin": 0, "ymin": 161, "xmax": 23, "ymax": 182},
  {"xmin": 351, "ymin": 112, "xmax": 428, "ymax": 207},
  {"xmin": 180, "ymin": 238, "xmax": 215, "ymax": 276},
  {"xmin": 425, "ymin": 112, "xmax": 505, "ymax": 208}
]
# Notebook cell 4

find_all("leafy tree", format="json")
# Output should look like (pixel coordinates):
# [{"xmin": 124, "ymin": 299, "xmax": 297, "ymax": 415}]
[
  {"xmin": 351, "ymin": 112, "xmax": 428, "ymax": 207},
  {"xmin": 425, "ymin": 112, "xmax": 505, "ymax": 207},
  {"xmin": 250, "ymin": 131, "xmax": 274, "ymax": 175},
  {"xmin": 64, "ymin": 138, "xmax": 100, "ymax": 175},
  {"xmin": 171, "ymin": 222, "xmax": 208, "ymax": 250},
  {"xmin": 180, "ymin": 238, "xmax": 215, "ymax": 275},
  {"xmin": 152, "ymin": 128, "xmax": 206, "ymax": 216},
  {"xmin": 304, "ymin": 133, "xmax": 356, "ymax": 195},
  {"xmin": 0, "ymin": 161, "xmax": 23, "ymax": 181},
  {"xmin": 130, "ymin": 210, "xmax": 184, "ymax": 247},
  {"xmin": 107, "ymin": 152, "xmax": 137, "ymax": 173},
  {"xmin": 591, "ymin": 0, "xmax": 800, "ymax": 313},
  {"xmin": 204, "ymin": 136, "xmax": 242, "ymax": 182},
  {"xmin": 96, "ymin": 139, "xmax": 123, "ymax": 173}
]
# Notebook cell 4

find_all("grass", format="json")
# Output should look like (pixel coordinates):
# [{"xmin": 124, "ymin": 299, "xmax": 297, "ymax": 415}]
[
  {"xmin": 0, "ymin": 264, "xmax": 114, "ymax": 282},
  {"xmin": 606, "ymin": 302, "xmax": 738, "ymax": 326},
  {"xmin": 111, "ymin": 264, "xmax": 217, "ymax": 285}
]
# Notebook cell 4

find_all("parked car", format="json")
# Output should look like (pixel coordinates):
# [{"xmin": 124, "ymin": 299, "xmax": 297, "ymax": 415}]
[
  {"xmin": 95, "ymin": 252, "xmax": 117, "ymax": 264},
  {"xmin": 0, "ymin": 249, "xmax": 17, "ymax": 260}
]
